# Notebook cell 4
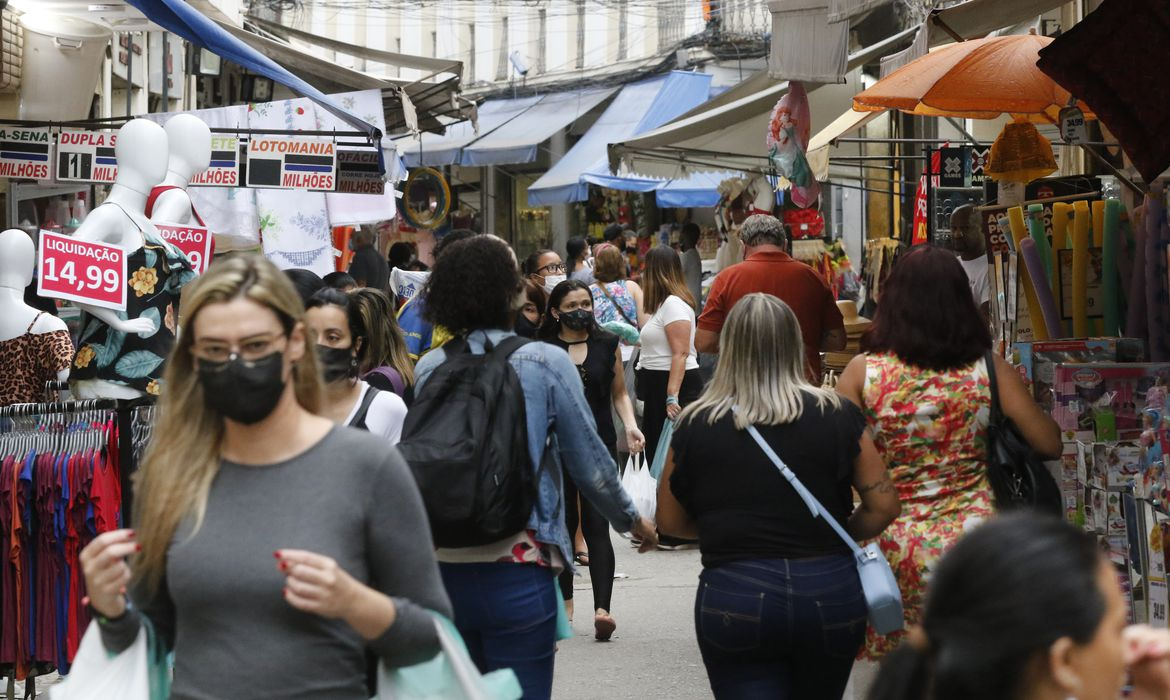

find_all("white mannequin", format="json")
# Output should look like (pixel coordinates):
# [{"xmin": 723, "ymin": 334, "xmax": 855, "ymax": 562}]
[
  {"xmin": 0, "ymin": 229, "xmax": 71, "ymax": 398},
  {"xmin": 149, "ymin": 114, "xmax": 212, "ymax": 225},
  {"xmin": 72, "ymin": 119, "xmax": 170, "ymax": 399}
]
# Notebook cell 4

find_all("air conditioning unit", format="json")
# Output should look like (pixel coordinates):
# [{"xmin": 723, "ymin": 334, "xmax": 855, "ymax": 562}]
[{"xmin": 0, "ymin": 9, "xmax": 23, "ymax": 94}]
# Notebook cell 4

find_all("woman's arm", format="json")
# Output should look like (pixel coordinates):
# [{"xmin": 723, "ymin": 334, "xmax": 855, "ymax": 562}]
[
  {"xmin": 610, "ymin": 345, "xmax": 645, "ymax": 453},
  {"xmin": 656, "ymin": 447, "xmax": 699, "ymax": 540},
  {"xmin": 847, "ymin": 431, "xmax": 901, "ymax": 540},
  {"xmin": 664, "ymin": 319, "xmax": 692, "ymax": 420},
  {"xmin": 993, "ymin": 354, "xmax": 1062, "ymax": 459},
  {"xmin": 82, "ymin": 530, "xmax": 178, "ymax": 655},
  {"xmin": 628, "ymin": 281, "xmax": 647, "ymax": 326},
  {"xmin": 837, "ymin": 354, "xmax": 867, "ymax": 409}
]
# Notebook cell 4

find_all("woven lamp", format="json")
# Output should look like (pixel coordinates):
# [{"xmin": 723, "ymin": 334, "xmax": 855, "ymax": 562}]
[{"xmin": 987, "ymin": 119, "xmax": 1057, "ymax": 183}]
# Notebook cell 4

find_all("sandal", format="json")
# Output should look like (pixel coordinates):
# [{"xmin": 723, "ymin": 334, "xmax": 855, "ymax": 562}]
[
  {"xmin": 574, "ymin": 551, "xmax": 590, "ymax": 567},
  {"xmin": 594, "ymin": 611, "xmax": 616, "ymax": 641}
]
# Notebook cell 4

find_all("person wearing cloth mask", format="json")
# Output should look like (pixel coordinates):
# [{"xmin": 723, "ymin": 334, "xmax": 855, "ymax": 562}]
[
  {"xmin": 79, "ymin": 255, "xmax": 450, "ymax": 700},
  {"xmin": 305, "ymin": 288, "xmax": 407, "ymax": 443},
  {"xmin": 539, "ymin": 279, "xmax": 645, "ymax": 640},
  {"xmin": 516, "ymin": 279, "xmax": 549, "ymax": 339},
  {"xmin": 523, "ymin": 249, "xmax": 566, "ymax": 295}
]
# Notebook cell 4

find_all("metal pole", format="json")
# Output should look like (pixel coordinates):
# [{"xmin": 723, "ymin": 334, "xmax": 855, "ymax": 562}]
[
  {"xmin": 161, "ymin": 31, "xmax": 169, "ymax": 105},
  {"xmin": 125, "ymin": 33, "xmax": 133, "ymax": 117}
]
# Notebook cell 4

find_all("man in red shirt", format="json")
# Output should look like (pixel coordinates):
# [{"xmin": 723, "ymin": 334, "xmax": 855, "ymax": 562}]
[{"xmin": 696, "ymin": 214, "xmax": 845, "ymax": 381}]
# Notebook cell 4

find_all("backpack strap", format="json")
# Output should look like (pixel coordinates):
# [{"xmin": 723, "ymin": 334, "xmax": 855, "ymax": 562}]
[{"xmin": 348, "ymin": 386, "xmax": 381, "ymax": 431}]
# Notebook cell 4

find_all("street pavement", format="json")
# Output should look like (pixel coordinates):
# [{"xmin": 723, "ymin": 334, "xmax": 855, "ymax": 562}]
[{"xmin": 552, "ymin": 532, "xmax": 712, "ymax": 699}]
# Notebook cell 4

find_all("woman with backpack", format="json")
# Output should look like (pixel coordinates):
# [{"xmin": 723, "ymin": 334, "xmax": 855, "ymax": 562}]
[
  {"xmin": 406, "ymin": 235, "xmax": 659, "ymax": 699},
  {"xmin": 305, "ymin": 288, "xmax": 408, "ymax": 442},
  {"xmin": 539, "ymin": 279, "xmax": 646, "ymax": 641}
]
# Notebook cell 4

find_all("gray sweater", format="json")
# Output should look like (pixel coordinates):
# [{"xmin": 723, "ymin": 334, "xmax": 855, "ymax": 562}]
[{"xmin": 100, "ymin": 426, "xmax": 452, "ymax": 700}]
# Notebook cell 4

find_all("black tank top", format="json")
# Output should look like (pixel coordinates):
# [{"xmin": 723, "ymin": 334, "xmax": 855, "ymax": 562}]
[{"xmin": 550, "ymin": 331, "xmax": 619, "ymax": 449}]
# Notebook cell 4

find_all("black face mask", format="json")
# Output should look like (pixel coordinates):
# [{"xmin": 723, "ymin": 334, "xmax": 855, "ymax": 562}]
[
  {"xmin": 559, "ymin": 309, "xmax": 594, "ymax": 331},
  {"xmin": 316, "ymin": 344, "xmax": 357, "ymax": 383},
  {"xmin": 197, "ymin": 351, "xmax": 287, "ymax": 425},
  {"xmin": 514, "ymin": 315, "xmax": 539, "ymax": 339}
]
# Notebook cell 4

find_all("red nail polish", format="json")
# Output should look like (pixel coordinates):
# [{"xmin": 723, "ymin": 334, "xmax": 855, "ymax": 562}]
[
  {"xmin": 273, "ymin": 551, "xmax": 282, "ymax": 559},
  {"xmin": 134, "ymin": 544, "xmax": 142, "ymax": 552},
  {"xmin": 283, "ymin": 587, "xmax": 289, "ymax": 597},
  {"xmin": 126, "ymin": 530, "xmax": 136, "ymax": 538},
  {"xmin": 279, "ymin": 562, "xmax": 288, "ymax": 572}
]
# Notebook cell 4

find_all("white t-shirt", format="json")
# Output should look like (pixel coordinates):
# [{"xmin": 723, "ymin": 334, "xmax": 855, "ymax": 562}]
[
  {"xmin": 959, "ymin": 255, "xmax": 990, "ymax": 306},
  {"xmin": 344, "ymin": 381, "xmax": 408, "ymax": 444},
  {"xmin": 637, "ymin": 295, "xmax": 699, "ymax": 371}
]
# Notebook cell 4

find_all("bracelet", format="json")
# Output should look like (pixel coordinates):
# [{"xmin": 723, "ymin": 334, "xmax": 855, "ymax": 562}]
[
  {"xmin": 85, "ymin": 597, "xmax": 131, "ymax": 626},
  {"xmin": 666, "ymin": 395, "xmax": 679, "ymax": 406}
]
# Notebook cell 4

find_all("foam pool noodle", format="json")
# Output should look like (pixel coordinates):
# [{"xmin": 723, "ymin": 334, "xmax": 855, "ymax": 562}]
[
  {"xmin": 1020, "ymin": 238, "xmax": 1061, "ymax": 339},
  {"xmin": 1091, "ymin": 200, "xmax": 1107, "ymax": 334},
  {"xmin": 1050, "ymin": 202, "xmax": 1073, "ymax": 335},
  {"xmin": 1072, "ymin": 201, "xmax": 1091, "ymax": 337},
  {"xmin": 1102, "ymin": 199, "xmax": 1121, "ymax": 336},
  {"xmin": 1008, "ymin": 206, "xmax": 1048, "ymax": 340},
  {"xmin": 1026, "ymin": 203, "xmax": 1053, "ymax": 282}
]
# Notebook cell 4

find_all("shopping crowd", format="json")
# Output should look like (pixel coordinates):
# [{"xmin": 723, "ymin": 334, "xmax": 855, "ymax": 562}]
[{"xmin": 77, "ymin": 214, "xmax": 1170, "ymax": 700}]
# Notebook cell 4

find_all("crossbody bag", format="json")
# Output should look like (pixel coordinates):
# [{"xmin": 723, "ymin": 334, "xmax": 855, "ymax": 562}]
[{"xmin": 741, "ymin": 418, "xmax": 904, "ymax": 635}]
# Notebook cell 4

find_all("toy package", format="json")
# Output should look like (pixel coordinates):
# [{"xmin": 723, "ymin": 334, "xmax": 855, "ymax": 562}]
[
  {"xmin": 1052, "ymin": 363, "xmax": 1170, "ymax": 440},
  {"xmin": 1013, "ymin": 338, "xmax": 1146, "ymax": 411}
]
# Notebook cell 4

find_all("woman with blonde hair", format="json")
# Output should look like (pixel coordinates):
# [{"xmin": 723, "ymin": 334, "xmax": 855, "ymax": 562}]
[
  {"xmin": 79, "ymin": 255, "xmax": 451, "ymax": 699},
  {"xmin": 349, "ymin": 286, "xmax": 415, "ymax": 397},
  {"xmin": 657, "ymin": 293, "xmax": 900, "ymax": 700}
]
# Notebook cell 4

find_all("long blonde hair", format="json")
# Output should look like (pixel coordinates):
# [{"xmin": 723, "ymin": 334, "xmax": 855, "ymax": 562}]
[
  {"xmin": 642, "ymin": 246, "xmax": 696, "ymax": 314},
  {"xmin": 678, "ymin": 293, "xmax": 838, "ymax": 430},
  {"xmin": 133, "ymin": 255, "xmax": 323, "ymax": 592},
  {"xmin": 348, "ymin": 287, "xmax": 415, "ymax": 386}
]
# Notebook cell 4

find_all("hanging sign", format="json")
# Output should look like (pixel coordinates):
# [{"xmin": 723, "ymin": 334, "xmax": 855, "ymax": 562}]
[
  {"xmin": 1059, "ymin": 106, "xmax": 1088, "ymax": 145},
  {"xmin": 155, "ymin": 223, "xmax": 212, "ymax": 275},
  {"xmin": 911, "ymin": 150, "xmax": 941, "ymax": 245},
  {"xmin": 0, "ymin": 127, "xmax": 52, "ymax": 179},
  {"xmin": 37, "ymin": 231, "xmax": 126, "ymax": 311},
  {"xmin": 56, "ymin": 130, "xmax": 118, "ymax": 184},
  {"xmin": 246, "ymin": 137, "xmax": 336, "ymax": 191},
  {"xmin": 336, "ymin": 148, "xmax": 385, "ymax": 195},
  {"xmin": 190, "ymin": 136, "xmax": 241, "ymax": 187}
]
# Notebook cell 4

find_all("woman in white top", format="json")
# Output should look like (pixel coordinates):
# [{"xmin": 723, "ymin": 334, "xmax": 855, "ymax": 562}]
[
  {"xmin": 636, "ymin": 246, "xmax": 701, "ymax": 478},
  {"xmin": 305, "ymin": 288, "xmax": 408, "ymax": 443}
]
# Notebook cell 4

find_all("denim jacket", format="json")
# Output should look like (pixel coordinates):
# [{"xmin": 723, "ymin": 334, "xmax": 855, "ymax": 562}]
[{"xmin": 414, "ymin": 329, "xmax": 640, "ymax": 566}]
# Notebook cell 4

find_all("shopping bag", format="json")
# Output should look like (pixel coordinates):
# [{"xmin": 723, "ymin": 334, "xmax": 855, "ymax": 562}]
[
  {"xmin": 620, "ymin": 454, "xmax": 657, "ymax": 521},
  {"xmin": 51, "ymin": 616, "xmax": 170, "ymax": 700},
  {"xmin": 378, "ymin": 614, "xmax": 521, "ymax": 700},
  {"xmin": 648, "ymin": 419, "xmax": 674, "ymax": 481}
]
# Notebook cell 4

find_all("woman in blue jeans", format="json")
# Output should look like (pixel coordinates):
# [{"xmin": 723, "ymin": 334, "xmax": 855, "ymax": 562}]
[
  {"xmin": 413, "ymin": 235, "xmax": 659, "ymax": 699},
  {"xmin": 656, "ymin": 293, "xmax": 901, "ymax": 699}
]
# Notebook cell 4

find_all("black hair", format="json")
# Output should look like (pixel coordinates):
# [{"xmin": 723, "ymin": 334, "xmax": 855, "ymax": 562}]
[
  {"xmin": 433, "ymin": 229, "xmax": 478, "ymax": 260},
  {"xmin": 305, "ymin": 287, "xmax": 369, "ymax": 366},
  {"xmin": 283, "ymin": 268, "xmax": 324, "ymax": 306},
  {"xmin": 388, "ymin": 241, "xmax": 415, "ymax": 269},
  {"xmin": 602, "ymin": 224, "xmax": 624, "ymax": 243},
  {"xmin": 322, "ymin": 271, "xmax": 356, "ymax": 290},
  {"xmin": 522, "ymin": 249, "xmax": 556, "ymax": 276},
  {"xmin": 566, "ymin": 236, "xmax": 589, "ymax": 265},
  {"xmin": 537, "ymin": 279, "xmax": 595, "ymax": 340},
  {"xmin": 423, "ymin": 236, "xmax": 521, "ymax": 332},
  {"xmin": 869, "ymin": 513, "xmax": 1107, "ymax": 700},
  {"xmin": 681, "ymin": 222, "xmax": 701, "ymax": 247}
]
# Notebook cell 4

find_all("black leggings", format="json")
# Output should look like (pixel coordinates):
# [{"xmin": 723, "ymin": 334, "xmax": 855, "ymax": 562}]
[
  {"xmin": 558, "ymin": 461, "xmax": 617, "ymax": 612},
  {"xmin": 638, "ymin": 368, "xmax": 705, "ymax": 467}
]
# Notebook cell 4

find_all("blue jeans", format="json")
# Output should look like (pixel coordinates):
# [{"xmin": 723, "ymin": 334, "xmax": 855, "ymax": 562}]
[
  {"xmin": 440, "ymin": 562, "xmax": 558, "ymax": 700},
  {"xmin": 694, "ymin": 555, "xmax": 866, "ymax": 700}
]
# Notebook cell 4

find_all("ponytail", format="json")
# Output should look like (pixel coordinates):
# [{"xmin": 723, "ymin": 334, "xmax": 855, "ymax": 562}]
[{"xmin": 867, "ymin": 643, "xmax": 932, "ymax": 700}]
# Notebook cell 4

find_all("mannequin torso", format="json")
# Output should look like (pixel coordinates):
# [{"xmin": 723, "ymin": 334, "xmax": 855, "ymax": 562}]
[{"xmin": 0, "ymin": 230, "xmax": 72, "ymax": 404}]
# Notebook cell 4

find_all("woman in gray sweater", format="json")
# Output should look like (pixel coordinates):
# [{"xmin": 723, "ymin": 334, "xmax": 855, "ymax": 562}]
[{"xmin": 79, "ymin": 255, "xmax": 451, "ymax": 699}]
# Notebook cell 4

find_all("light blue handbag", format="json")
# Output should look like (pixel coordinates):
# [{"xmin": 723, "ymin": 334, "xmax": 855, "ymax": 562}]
[
  {"xmin": 377, "ymin": 615, "xmax": 522, "ymax": 700},
  {"xmin": 743, "ymin": 422, "xmax": 905, "ymax": 635}
]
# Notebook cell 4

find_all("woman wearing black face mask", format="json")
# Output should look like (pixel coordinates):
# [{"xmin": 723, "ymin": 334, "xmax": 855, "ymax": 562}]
[
  {"xmin": 539, "ymin": 279, "xmax": 644, "ymax": 640},
  {"xmin": 305, "ymin": 288, "xmax": 407, "ymax": 443},
  {"xmin": 515, "ymin": 279, "xmax": 548, "ymax": 339},
  {"xmin": 78, "ymin": 255, "xmax": 451, "ymax": 700}
]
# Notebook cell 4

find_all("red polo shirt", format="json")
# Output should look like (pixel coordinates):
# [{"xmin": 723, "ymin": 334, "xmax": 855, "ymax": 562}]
[{"xmin": 698, "ymin": 249, "xmax": 843, "ymax": 380}]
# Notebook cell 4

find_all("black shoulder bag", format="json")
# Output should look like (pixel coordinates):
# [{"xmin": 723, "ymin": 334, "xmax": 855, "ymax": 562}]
[{"xmin": 984, "ymin": 351, "xmax": 1062, "ymax": 515}]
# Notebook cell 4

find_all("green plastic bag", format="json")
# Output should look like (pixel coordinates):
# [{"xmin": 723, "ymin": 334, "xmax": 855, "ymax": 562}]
[
  {"xmin": 377, "ymin": 614, "xmax": 521, "ymax": 700},
  {"xmin": 649, "ymin": 418, "xmax": 674, "ymax": 480}
]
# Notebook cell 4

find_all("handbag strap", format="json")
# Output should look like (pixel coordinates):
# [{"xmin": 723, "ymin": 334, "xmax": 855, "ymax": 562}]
[
  {"xmin": 983, "ymin": 350, "xmax": 1003, "ymax": 426},
  {"xmin": 597, "ymin": 282, "xmax": 638, "ymax": 328},
  {"xmin": 742, "ymin": 420, "xmax": 863, "ymax": 558}
]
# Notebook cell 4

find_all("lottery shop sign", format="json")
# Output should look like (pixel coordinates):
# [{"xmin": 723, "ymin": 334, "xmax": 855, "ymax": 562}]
[
  {"xmin": 37, "ymin": 231, "xmax": 126, "ymax": 311},
  {"xmin": 56, "ymin": 130, "xmax": 118, "ymax": 184},
  {"xmin": 190, "ymin": 136, "xmax": 241, "ymax": 187},
  {"xmin": 0, "ymin": 127, "xmax": 52, "ymax": 180},
  {"xmin": 155, "ymin": 223, "xmax": 212, "ymax": 275},
  {"xmin": 246, "ymin": 137, "xmax": 336, "ymax": 191}
]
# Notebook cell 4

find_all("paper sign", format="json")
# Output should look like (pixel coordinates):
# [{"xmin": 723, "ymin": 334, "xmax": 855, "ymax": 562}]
[
  {"xmin": 155, "ymin": 223, "xmax": 212, "ymax": 275},
  {"xmin": 246, "ymin": 137, "xmax": 336, "ymax": 191},
  {"xmin": 0, "ymin": 127, "xmax": 52, "ymax": 179},
  {"xmin": 190, "ymin": 136, "xmax": 241, "ymax": 187},
  {"xmin": 37, "ymin": 231, "xmax": 126, "ymax": 311},
  {"xmin": 336, "ymin": 148, "xmax": 385, "ymax": 195},
  {"xmin": 56, "ymin": 130, "xmax": 118, "ymax": 184}
]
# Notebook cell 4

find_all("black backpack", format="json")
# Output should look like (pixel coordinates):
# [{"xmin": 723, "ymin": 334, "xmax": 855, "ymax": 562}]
[{"xmin": 398, "ymin": 335, "xmax": 536, "ymax": 548}]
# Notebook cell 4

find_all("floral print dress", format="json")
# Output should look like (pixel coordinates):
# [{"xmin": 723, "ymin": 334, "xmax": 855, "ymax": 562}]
[
  {"xmin": 860, "ymin": 352, "xmax": 995, "ymax": 659},
  {"xmin": 71, "ymin": 229, "xmax": 196, "ymax": 395}
]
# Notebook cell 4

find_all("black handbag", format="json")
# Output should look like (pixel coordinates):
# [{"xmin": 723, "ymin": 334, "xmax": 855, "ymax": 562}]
[{"xmin": 984, "ymin": 351, "xmax": 1063, "ymax": 515}]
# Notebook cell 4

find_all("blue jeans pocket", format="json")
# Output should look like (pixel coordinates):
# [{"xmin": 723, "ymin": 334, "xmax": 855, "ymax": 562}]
[
  {"xmin": 698, "ymin": 581, "xmax": 764, "ymax": 653},
  {"xmin": 816, "ymin": 594, "xmax": 867, "ymax": 659}
]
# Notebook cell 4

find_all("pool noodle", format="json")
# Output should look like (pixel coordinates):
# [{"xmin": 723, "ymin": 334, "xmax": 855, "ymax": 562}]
[
  {"xmin": 1007, "ymin": 207, "xmax": 1048, "ymax": 340},
  {"xmin": 1020, "ymin": 238, "xmax": 1061, "ymax": 339},
  {"xmin": 1050, "ymin": 202, "xmax": 1073, "ymax": 335},
  {"xmin": 1072, "ymin": 201, "xmax": 1091, "ymax": 338},
  {"xmin": 1090, "ymin": 200, "xmax": 1107, "ymax": 334},
  {"xmin": 1102, "ymin": 199, "xmax": 1121, "ymax": 336},
  {"xmin": 1145, "ymin": 191, "xmax": 1170, "ymax": 361},
  {"xmin": 1125, "ymin": 203, "xmax": 1148, "ymax": 340},
  {"xmin": 1026, "ymin": 203, "xmax": 1053, "ymax": 282}
]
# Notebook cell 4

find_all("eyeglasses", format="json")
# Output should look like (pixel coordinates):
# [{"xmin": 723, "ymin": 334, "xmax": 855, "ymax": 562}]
[
  {"xmin": 538, "ymin": 262, "xmax": 567, "ymax": 274},
  {"xmin": 192, "ymin": 334, "xmax": 286, "ymax": 365}
]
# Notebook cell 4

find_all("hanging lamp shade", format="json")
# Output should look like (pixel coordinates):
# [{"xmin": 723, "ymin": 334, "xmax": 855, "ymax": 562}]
[{"xmin": 986, "ymin": 120, "xmax": 1057, "ymax": 183}]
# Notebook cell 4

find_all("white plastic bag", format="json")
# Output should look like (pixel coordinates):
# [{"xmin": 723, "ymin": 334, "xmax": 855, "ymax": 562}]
[
  {"xmin": 51, "ymin": 620, "xmax": 157, "ymax": 700},
  {"xmin": 620, "ymin": 454, "xmax": 657, "ymax": 521}
]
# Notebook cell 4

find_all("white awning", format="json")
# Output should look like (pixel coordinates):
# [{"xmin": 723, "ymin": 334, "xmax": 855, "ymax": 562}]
[{"xmin": 806, "ymin": 109, "xmax": 884, "ymax": 181}]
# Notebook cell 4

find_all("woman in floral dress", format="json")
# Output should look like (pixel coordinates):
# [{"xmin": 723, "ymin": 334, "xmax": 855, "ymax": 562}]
[{"xmin": 837, "ymin": 247, "xmax": 1061, "ymax": 658}]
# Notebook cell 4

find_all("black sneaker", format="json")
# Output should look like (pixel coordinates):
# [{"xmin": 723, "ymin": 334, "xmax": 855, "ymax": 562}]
[{"xmin": 656, "ymin": 533, "xmax": 699, "ymax": 551}]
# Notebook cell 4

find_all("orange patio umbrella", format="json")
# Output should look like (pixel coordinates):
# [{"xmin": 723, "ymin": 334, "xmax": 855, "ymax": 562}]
[{"xmin": 852, "ymin": 31, "xmax": 1094, "ymax": 124}]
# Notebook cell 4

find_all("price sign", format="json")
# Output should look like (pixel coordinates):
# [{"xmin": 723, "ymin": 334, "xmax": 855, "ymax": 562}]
[
  {"xmin": 37, "ymin": 231, "xmax": 126, "ymax": 311},
  {"xmin": 246, "ymin": 137, "xmax": 336, "ymax": 191},
  {"xmin": 190, "ymin": 136, "xmax": 241, "ymax": 187},
  {"xmin": 56, "ymin": 130, "xmax": 118, "ymax": 184},
  {"xmin": 155, "ymin": 223, "xmax": 212, "ymax": 275},
  {"xmin": 0, "ymin": 127, "xmax": 52, "ymax": 180}
]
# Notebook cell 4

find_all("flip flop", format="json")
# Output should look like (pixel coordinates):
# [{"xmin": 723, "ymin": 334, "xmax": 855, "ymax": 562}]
[{"xmin": 594, "ymin": 612, "xmax": 616, "ymax": 641}]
